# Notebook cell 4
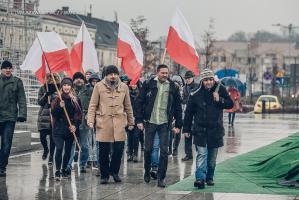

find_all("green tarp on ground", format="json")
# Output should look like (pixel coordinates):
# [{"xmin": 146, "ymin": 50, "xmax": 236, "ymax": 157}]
[{"xmin": 167, "ymin": 132, "xmax": 299, "ymax": 195}]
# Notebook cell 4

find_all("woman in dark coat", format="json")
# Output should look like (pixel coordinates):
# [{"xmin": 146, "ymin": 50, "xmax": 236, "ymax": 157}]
[
  {"xmin": 51, "ymin": 77, "xmax": 82, "ymax": 181},
  {"xmin": 37, "ymin": 73, "xmax": 59, "ymax": 165}
]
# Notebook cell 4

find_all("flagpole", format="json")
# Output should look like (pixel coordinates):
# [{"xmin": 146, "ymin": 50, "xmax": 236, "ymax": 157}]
[
  {"xmin": 81, "ymin": 21, "xmax": 84, "ymax": 74},
  {"xmin": 36, "ymin": 34, "xmax": 81, "ymax": 152},
  {"xmin": 161, "ymin": 48, "xmax": 167, "ymax": 64}
]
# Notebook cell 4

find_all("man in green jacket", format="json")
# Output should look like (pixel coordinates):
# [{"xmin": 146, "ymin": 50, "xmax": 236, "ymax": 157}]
[{"xmin": 0, "ymin": 60, "xmax": 27, "ymax": 177}]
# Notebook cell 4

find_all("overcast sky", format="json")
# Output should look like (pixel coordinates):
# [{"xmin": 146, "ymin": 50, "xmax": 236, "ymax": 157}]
[{"xmin": 39, "ymin": 0, "xmax": 299, "ymax": 43}]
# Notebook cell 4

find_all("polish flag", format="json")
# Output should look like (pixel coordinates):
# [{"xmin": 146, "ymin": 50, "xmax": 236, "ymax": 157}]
[
  {"xmin": 166, "ymin": 9, "xmax": 199, "ymax": 75},
  {"xmin": 67, "ymin": 22, "xmax": 99, "ymax": 77},
  {"xmin": 117, "ymin": 21, "xmax": 143, "ymax": 85},
  {"xmin": 37, "ymin": 32, "xmax": 70, "ymax": 73},
  {"xmin": 20, "ymin": 38, "xmax": 46, "ymax": 83}
]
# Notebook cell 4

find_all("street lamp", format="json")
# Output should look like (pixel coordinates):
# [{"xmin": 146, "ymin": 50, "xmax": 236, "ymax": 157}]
[{"xmin": 272, "ymin": 23, "xmax": 299, "ymax": 56}]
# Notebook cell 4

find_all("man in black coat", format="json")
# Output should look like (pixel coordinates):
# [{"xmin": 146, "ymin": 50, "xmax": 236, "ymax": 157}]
[
  {"xmin": 135, "ymin": 64, "xmax": 182, "ymax": 187},
  {"xmin": 183, "ymin": 68, "xmax": 233, "ymax": 189},
  {"xmin": 181, "ymin": 70, "xmax": 199, "ymax": 161}
]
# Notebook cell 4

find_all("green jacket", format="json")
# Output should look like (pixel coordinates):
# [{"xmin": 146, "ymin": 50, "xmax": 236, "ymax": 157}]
[
  {"xmin": 74, "ymin": 84, "xmax": 93, "ymax": 129},
  {"xmin": 0, "ymin": 74, "xmax": 27, "ymax": 122}
]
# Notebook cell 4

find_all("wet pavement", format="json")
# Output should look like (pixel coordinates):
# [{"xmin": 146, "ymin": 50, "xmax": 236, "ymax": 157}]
[{"xmin": 1, "ymin": 113, "xmax": 299, "ymax": 200}]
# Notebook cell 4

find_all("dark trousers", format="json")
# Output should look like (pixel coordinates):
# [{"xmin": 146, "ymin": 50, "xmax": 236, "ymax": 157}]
[
  {"xmin": 53, "ymin": 134, "xmax": 74, "ymax": 171},
  {"xmin": 98, "ymin": 141, "xmax": 125, "ymax": 179},
  {"xmin": 40, "ymin": 129, "xmax": 55, "ymax": 158},
  {"xmin": 168, "ymin": 130, "xmax": 181, "ymax": 153},
  {"xmin": 0, "ymin": 121, "xmax": 16, "ymax": 171},
  {"xmin": 139, "ymin": 131, "xmax": 144, "ymax": 148},
  {"xmin": 127, "ymin": 127, "xmax": 140, "ymax": 155},
  {"xmin": 228, "ymin": 112, "xmax": 236, "ymax": 124},
  {"xmin": 184, "ymin": 135, "xmax": 193, "ymax": 158},
  {"xmin": 144, "ymin": 122, "xmax": 169, "ymax": 180}
]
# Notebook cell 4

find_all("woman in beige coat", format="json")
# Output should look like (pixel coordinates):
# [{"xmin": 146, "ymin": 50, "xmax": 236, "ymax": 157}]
[{"xmin": 87, "ymin": 65, "xmax": 134, "ymax": 184}]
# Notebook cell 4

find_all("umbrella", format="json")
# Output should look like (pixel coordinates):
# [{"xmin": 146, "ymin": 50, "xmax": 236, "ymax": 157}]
[
  {"xmin": 215, "ymin": 68, "xmax": 239, "ymax": 79},
  {"xmin": 220, "ymin": 77, "xmax": 246, "ymax": 96}
]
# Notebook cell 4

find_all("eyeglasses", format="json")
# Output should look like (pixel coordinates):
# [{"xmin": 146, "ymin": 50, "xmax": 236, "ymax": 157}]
[{"xmin": 202, "ymin": 78, "xmax": 214, "ymax": 81}]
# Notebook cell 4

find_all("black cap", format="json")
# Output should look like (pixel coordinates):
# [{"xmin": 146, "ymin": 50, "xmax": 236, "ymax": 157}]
[
  {"xmin": 184, "ymin": 70, "xmax": 194, "ymax": 79},
  {"xmin": 105, "ymin": 65, "xmax": 119, "ymax": 75},
  {"xmin": 1, "ymin": 60, "xmax": 12, "ymax": 69},
  {"xmin": 72, "ymin": 72, "xmax": 85, "ymax": 82}
]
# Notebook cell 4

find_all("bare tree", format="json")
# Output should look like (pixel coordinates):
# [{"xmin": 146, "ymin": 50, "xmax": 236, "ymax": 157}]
[{"xmin": 202, "ymin": 18, "xmax": 216, "ymax": 69}]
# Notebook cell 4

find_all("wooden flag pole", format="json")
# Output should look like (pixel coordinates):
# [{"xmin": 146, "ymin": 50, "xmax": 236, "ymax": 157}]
[
  {"xmin": 161, "ymin": 49, "xmax": 167, "ymax": 64},
  {"xmin": 36, "ymin": 35, "xmax": 81, "ymax": 152}
]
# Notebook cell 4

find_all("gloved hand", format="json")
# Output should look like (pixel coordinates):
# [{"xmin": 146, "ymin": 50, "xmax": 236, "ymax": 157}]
[{"xmin": 17, "ymin": 117, "xmax": 26, "ymax": 122}]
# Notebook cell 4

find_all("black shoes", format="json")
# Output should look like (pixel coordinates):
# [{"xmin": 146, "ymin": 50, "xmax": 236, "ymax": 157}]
[
  {"xmin": 80, "ymin": 167, "xmax": 87, "ymax": 173},
  {"xmin": 206, "ymin": 179, "xmax": 214, "ymax": 186},
  {"xmin": 181, "ymin": 155, "xmax": 193, "ymax": 161},
  {"xmin": 127, "ymin": 155, "xmax": 133, "ymax": 162},
  {"xmin": 100, "ymin": 177, "xmax": 109, "ymax": 184},
  {"xmin": 48, "ymin": 156, "xmax": 53, "ymax": 167},
  {"xmin": 55, "ymin": 171, "xmax": 61, "ymax": 181},
  {"xmin": 157, "ymin": 178, "xmax": 166, "ymax": 188},
  {"xmin": 150, "ymin": 169, "xmax": 158, "ymax": 180},
  {"xmin": 133, "ymin": 155, "xmax": 138, "ymax": 163},
  {"xmin": 112, "ymin": 174, "xmax": 122, "ymax": 183},
  {"xmin": 0, "ymin": 170, "xmax": 6, "ymax": 177},
  {"xmin": 194, "ymin": 180, "xmax": 205, "ymax": 189},
  {"xmin": 42, "ymin": 150, "xmax": 49, "ymax": 160},
  {"xmin": 172, "ymin": 149, "xmax": 178, "ymax": 156},
  {"xmin": 144, "ymin": 173, "xmax": 151, "ymax": 183}
]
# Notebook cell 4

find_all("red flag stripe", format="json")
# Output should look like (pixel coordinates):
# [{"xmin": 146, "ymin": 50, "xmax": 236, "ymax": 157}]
[
  {"xmin": 117, "ymin": 38, "xmax": 142, "ymax": 83},
  {"xmin": 166, "ymin": 27, "xmax": 199, "ymax": 75}
]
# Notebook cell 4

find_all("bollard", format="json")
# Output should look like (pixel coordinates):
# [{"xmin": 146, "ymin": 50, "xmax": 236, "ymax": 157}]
[{"xmin": 262, "ymin": 100, "xmax": 266, "ymax": 114}]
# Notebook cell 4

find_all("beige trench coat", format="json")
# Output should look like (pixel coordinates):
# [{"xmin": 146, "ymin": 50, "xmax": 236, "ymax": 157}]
[{"xmin": 87, "ymin": 80, "xmax": 134, "ymax": 142}]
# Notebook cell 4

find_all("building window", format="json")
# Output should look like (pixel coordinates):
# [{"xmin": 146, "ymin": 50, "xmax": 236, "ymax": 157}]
[
  {"xmin": 220, "ymin": 56, "xmax": 226, "ymax": 62},
  {"xmin": 213, "ymin": 56, "xmax": 219, "ymax": 62}
]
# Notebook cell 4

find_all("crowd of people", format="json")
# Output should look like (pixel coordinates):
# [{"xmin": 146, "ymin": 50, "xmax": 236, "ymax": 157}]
[{"xmin": 0, "ymin": 60, "xmax": 241, "ymax": 189}]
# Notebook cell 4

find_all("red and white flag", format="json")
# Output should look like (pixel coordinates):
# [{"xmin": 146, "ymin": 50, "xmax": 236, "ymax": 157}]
[
  {"xmin": 20, "ymin": 38, "xmax": 46, "ymax": 83},
  {"xmin": 67, "ymin": 22, "xmax": 99, "ymax": 77},
  {"xmin": 117, "ymin": 21, "xmax": 143, "ymax": 85},
  {"xmin": 37, "ymin": 32, "xmax": 70, "ymax": 73},
  {"xmin": 20, "ymin": 32, "xmax": 70, "ymax": 83},
  {"xmin": 166, "ymin": 9, "xmax": 199, "ymax": 75}
]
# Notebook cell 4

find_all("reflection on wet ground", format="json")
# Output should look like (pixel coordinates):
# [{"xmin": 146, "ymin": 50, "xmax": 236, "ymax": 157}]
[{"xmin": 1, "ymin": 113, "xmax": 299, "ymax": 199}]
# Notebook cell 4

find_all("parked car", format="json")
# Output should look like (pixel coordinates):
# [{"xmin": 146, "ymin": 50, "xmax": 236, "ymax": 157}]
[{"xmin": 254, "ymin": 95, "xmax": 282, "ymax": 113}]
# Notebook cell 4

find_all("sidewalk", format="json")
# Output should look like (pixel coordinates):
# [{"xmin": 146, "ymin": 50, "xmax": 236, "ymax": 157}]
[{"xmin": 1, "ymin": 113, "xmax": 299, "ymax": 199}]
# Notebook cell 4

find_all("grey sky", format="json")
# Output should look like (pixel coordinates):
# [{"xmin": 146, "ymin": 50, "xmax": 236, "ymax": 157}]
[{"xmin": 39, "ymin": 0, "xmax": 299, "ymax": 43}]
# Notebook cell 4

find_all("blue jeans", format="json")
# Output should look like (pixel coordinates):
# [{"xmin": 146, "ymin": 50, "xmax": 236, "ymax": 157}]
[
  {"xmin": 79, "ymin": 128, "xmax": 91, "ymax": 168},
  {"xmin": 151, "ymin": 132, "xmax": 159, "ymax": 167},
  {"xmin": 195, "ymin": 146, "xmax": 218, "ymax": 181},
  {"xmin": 0, "ymin": 121, "xmax": 16, "ymax": 171}
]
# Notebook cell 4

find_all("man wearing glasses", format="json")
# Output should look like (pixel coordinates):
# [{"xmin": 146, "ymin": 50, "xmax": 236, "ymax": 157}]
[{"xmin": 183, "ymin": 68, "xmax": 233, "ymax": 189}]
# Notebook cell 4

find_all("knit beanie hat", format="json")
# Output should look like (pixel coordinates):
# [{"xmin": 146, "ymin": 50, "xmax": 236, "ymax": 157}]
[
  {"xmin": 1, "ymin": 60, "xmax": 12, "ymax": 69},
  {"xmin": 105, "ymin": 65, "xmax": 119, "ymax": 75},
  {"xmin": 199, "ymin": 68, "xmax": 215, "ymax": 81},
  {"xmin": 61, "ymin": 77, "xmax": 73, "ymax": 87},
  {"xmin": 72, "ymin": 72, "xmax": 85, "ymax": 81}
]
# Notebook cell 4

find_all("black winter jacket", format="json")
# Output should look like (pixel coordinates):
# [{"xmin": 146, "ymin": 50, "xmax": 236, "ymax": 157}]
[
  {"xmin": 182, "ymin": 80, "xmax": 199, "ymax": 105},
  {"xmin": 183, "ymin": 82, "xmax": 233, "ymax": 148},
  {"xmin": 37, "ymin": 84, "xmax": 57, "ymax": 131},
  {"xmin": 135, "ymin": 77, "xmax": 183, "ymax": 128}
]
